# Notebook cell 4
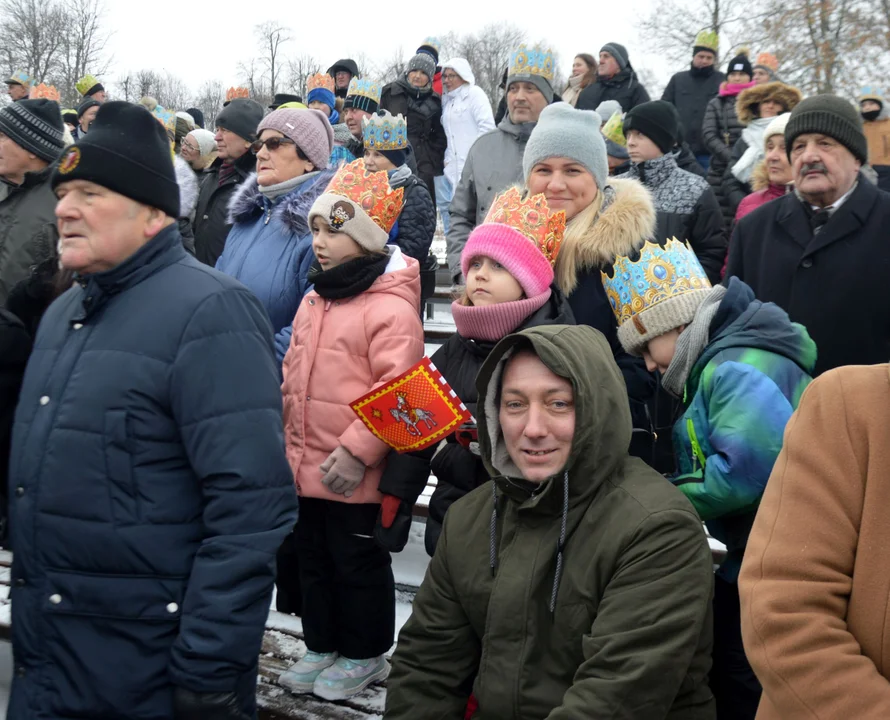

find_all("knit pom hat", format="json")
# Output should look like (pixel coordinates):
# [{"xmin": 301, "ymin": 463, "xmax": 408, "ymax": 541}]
[
  {"xmin": 0, "ymin": 99, "xmax": 66, "ymax": 162},
  {"xmin": 523, "ymin": 102, "xmax": 609, "ymax": 190},
  {"xmin": 623, "ymin": 101, "xmax": 678, "ymax": 154},
  {"xmin": 462, "ymin": 224, "xmax": 554, "ymax": 298},
  {"xmin": 726, "ymin": 51, "xmax": 753, "ymax": 78},
  {"xmin": 257, "ymin": 108, "xmax": 334, "ymax": 170},
  {"xmin": 785, "ymin": 94, "xmax": 868, "ymax": 164},
  {"xmin": 595, "ymin": 100, "xmax": 623, "ymax": 126},
  {"xmin": 185, "ymin": 107, "xmax": 205, "ymax": 128},
  {"xmin": 763, "ymin": 112, "xmax": 791, "ymax": 151},
  {"xmin": 407, "ymin": 53, "xmax": 436, "ymax": 84}
]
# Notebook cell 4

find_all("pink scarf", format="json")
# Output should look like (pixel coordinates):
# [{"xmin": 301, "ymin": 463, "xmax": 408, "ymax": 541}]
[
  {"xmin": 451, "ymin": 290, "xmax": 551, "ymax": 343},
  {"xmin": 719, "ymin": 80, "xmax": 756, "ymax": 97}
]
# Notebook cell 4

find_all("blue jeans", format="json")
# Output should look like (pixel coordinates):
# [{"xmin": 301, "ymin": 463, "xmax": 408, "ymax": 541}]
[
  {"xmin": 435, "ymin": 175, "xmax": 453, "ymax": 236},
  {"xmin": 695, "ymin": 153, "xmax": 711, "ymax": 172}
]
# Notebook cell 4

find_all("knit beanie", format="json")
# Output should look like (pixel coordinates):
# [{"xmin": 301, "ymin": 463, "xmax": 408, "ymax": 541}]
[
  {"xmin": 623, "ymin": 101, "xmax": 678, "ymax": 154},
  {"xmin": 308, "ymin": 86, "xmax": 337, "ymax": 112},
  {"xmin": 187, "ymin": 128, "xmax": 217, "ymax": 158},
  {"xmin": 506, "ymin": 45, "xmax": 555, "ymax": 104},
  {"xmin": 175, "ymin": 111, "xmax": 196, "ymax": 133},
  {"xmin": 52, "ymin": 101, "xmax": 180, "ymax": 218},
  {"xmin": 62, "ymin": 109, "xmax": 78, "ymax": 126},
  {"xmin": 257, "ymin": 108, "xmax": 334, "ymax": 170},
  {"xmin": 763, "ymin": 112, "xmax": 791, "ymax": 151},
  {"xmin": 215, "ymin": 98, "xmax": 264, "ymax": 142},
  {"xmin": 601, "ymin": 43, "xmax": 630, "ymax": 71},
  {"xmin": 407, "ymin": 53, "xmax": 436, "ymax": 84},
  {"xmin": 523, "ymin": 102, "xmax": 609, "ymax": 190},
  {"xmin": 185, "ymin": 107, "xmax": 205, "ymax": 129},
  {"xmin": 785, "ymin": 94, "xmax": 868, "ymax": 164},
  {"xmin": 77, "ymin": 98, "xmax": 100, "ymax": 118},
  {"xmin": 0, "ymin": 99, "xmax": 66, "ymax": 162},
  {"xmin": 726, "ymin": 52, "xmax": 753, "ymax": 78},
  {"xmin": 595, "ymin": 100, "xmax": 623, "ymax": 126},
  {"xmin": 417, "ymin": 37, "xmax": 441, "ymax": 64}
]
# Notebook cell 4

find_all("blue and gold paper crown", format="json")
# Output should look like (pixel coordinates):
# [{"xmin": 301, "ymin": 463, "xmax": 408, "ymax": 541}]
[
  {"xmin": 860, "ymin": 86, "xmax": 885, "ymax": 103},
  {"xmin": 419, "ymin": 37, "xmax": 441, "ymax": 55},
  {"xmin": 347, "ymin": 78, "xmax": 381, "ymax": 103},
  {"xmin": 509, "ymin": 45, "xmax": 555, "ymax": 83},
  {"xmin": 6, "ymin": 71, "xmax": 30, "ymax": 88},
  {"xmin": 363, "ymin": 110, "xmax": 408, "ymax": 151}
]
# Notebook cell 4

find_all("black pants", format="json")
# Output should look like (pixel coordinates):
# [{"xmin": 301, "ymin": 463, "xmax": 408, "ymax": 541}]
[
  {"xmin": 712, "ymin": 576, "xmax": 761, "ymax": 720},
  {"xmin": 275, "ymin": 529, "xmax": 302, "ymax": 615},
  {"xmin": 297, "ymin": 497, "xmax": 394, "ymax": 659}
]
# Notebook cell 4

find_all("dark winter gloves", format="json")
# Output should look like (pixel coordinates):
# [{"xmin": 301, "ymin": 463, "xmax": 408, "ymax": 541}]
[
  {"xmin": 320, "ymin": 445, "xmax": 366, "ymax": 497},
  {"xmin": 375, "ymin": 494, "xmax": 414, "ymax": 553},
  {"xmin": 172, "ymin": 688, "xmax": 249, "ymax": 720}
]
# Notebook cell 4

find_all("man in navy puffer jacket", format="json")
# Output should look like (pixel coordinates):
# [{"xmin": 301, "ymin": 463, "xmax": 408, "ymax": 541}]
[{"xmin": 7, "ymin": 101, "xmax": 297, "ymax": 720}]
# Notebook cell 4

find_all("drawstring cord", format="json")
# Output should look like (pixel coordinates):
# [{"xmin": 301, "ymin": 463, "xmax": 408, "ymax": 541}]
[
  {"xmin": 489, "ymin": 481, "xmax": 499, "ymax": 577},
  {"xmin": 549, "ymin": 471, "xmax": 569, "ymax": 614}
]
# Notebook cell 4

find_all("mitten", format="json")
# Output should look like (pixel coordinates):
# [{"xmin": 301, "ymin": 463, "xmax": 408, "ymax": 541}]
[
  {"xmin": 319, "ymin": 445, "xmax": 366, "ymax": 498},
  {"xmin": 172, "ymin": 687, "xmax": 249, "ymax": 720},
  {"xmin": 375, "ymin": 494, "xmax": 413, "ymax": 553}
]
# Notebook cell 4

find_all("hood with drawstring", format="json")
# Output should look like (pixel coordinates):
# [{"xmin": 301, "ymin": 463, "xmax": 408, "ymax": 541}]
[{"xmin": 386, "ymin": 324, "xmax": 716, "ymax": 720}]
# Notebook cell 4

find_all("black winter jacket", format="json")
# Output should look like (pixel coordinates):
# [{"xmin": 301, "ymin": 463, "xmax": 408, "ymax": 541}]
[
  {"xmin": 0, "ymin": 309, "xmax": 30, "ymax": 545},
  {"xmin": 618, "ymin": 155, "xmax": 726, "ymax": 283},
  {"xmin": 378, "ymin": 286, "xmax": 575, "ymax": 556},
  {"xmin": 380, "ymin": 78, "xmax": 448, "ymax": 181},
  {"xmin": 702, "ymin": 92, "xmax": 746, "ymax": 226},
  {"xmin": 193, "ymin": 151, "xmax": 256, "ymax": 267},
  {"xmin": 576, "ymin": 67, "xmax": 651, "ymax": 113},
  {"xmin": 662, "ymin": 66, "xmax": 725, "ymax": 156},
  {"xmin": 389, "ymin": 170, "xmax": 436, "ymax": 262},
  {"xmin": 726, "ymin": 176, "xmax": 890, "ymax": 376}
]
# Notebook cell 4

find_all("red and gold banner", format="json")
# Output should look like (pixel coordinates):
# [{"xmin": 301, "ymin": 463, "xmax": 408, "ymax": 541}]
[{"xmin": 350, "ymin": 358, "xmax": 472, "ymax": 453}]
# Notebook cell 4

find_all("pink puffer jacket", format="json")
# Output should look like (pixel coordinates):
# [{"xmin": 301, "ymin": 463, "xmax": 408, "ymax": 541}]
[{"xmin": 281, "ymin": 249, "xmax": 424, "ymax": 504}]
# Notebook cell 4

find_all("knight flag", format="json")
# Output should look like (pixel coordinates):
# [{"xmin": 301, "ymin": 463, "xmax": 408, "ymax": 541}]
[{"xmin": 350, "ymin": 357, "xmax": 472, "ymax": 453}]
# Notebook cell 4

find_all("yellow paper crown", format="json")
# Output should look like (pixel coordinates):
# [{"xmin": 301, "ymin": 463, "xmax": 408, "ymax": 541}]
[
  {"xmin": 225, "ymin": 87, "xmax": 250, "ymax": 102},
  {"xmin": 602, "ymin": 110, "xmax": 626, "ymax": 147},
  {"xmin": 484, "ymin": 188, "xmax": 566, "ymax": 266},
  {"xmin": 75, "ymin": 74, "xmax": 100, "ymax": 96},
  {"xmin": 694, "ymin": 30, "xmax": 719, "ymax": 53},
  {"xmin": 325, "ymin": 159, "xmax": 405, "ymax": 234},
  {"xmin": 307, "ymin": 73, "xmax": 335, "ymax": 93},
  {"xmin": 29, "ymin": 83, "xmax": 60, "ymax": 101}
]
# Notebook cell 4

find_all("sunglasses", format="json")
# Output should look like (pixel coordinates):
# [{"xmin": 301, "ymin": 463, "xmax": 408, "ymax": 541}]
[{"xmin": 250, "ymin": 137, "xmax": 296, "ymax": 154}]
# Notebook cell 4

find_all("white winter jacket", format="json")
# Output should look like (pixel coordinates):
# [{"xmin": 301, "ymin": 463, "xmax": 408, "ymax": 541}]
[{"xmin": 442, "ymin": 58, "xmax": 496, "ymax": 188}]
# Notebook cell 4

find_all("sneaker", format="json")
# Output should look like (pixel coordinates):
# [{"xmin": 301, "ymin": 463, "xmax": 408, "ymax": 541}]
[
  {"xmin": 312, "ymin": 654, "xmax": 390, "ymax": 701},
  {"xmin": 279, "ymin": 651, "xmax": 338, "ymax": 694}
]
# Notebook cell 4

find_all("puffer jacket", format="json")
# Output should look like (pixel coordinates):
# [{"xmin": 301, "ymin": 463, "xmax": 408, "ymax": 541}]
[
  {"xmin": 672, "ymin": 278, "xmax": 815, "ymax": 583},
  {"xmin": 446, "ymin": 117, "xmax": 534, "ymax": 282},
  {"xmin": 441, "ymin": 58, "xmax": 496, "ymax": 188},
  {"xmin": 702, "ymin": 87, "xmax": 748, "ymax": 226},
  {"xmin": 7, "ymin": 224, "xmax": 297, "ymax": 720},
  {"xmin": 662, "ymin": 65, "xmax": 725, "ymax": 155},
  {"xmin": 386, "ymin": 325, "xmax": 716, "ymax": 720},
  {"xmin": 387, "ymin": 167, "xmax": 436, "ymax": 262},
  {"xmin": 281, "ymin": 248, "xmax": 425, "ymax": 506},
  {"xmin": 216, "ymin": 168, "xmax": 334, "ymax": 364},
  {"xmin": 193, "ymin": 151, "xmax": 256, "ymax": 267},
  {"xmin": 618, "ymin": 154, "xmax": 726, "ymax": 283},
  {"xmin": 0, "ymin": 166, "xmax": 58, "ymax": 306},
  {"xmin": 380, "ymin": 77, "xmax": 448, "ymax": 182},
  {"xmin": 575, "ymin": 66, "xmax": 652, "ymax": 113}
]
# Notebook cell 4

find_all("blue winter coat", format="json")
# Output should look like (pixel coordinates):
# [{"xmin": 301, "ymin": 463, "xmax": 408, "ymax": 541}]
[
  {"xmin": 8, "ymin": 225, "xmax": 298, "ymax": 720},
  {"xmin": 217, "ymin": 168, "xmax": 335, "ymax": 364}
]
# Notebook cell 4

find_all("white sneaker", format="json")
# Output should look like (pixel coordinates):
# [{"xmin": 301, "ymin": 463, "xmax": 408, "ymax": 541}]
[
  {"xmin": 279, "ymin": 651, "xmax": 338, "ymax": 694},
  {"xmin": 312, "ymin": 654, "xmax": 390, "ymax": 701}
]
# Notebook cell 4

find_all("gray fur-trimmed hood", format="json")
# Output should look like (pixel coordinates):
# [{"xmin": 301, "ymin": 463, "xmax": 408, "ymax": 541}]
[{"xmin": 226, "ymin": 167, "xmax": 336, "ymax": 236}]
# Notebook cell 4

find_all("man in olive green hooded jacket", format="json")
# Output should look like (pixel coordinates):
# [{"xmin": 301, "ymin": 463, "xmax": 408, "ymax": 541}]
[{"xmin": 386, "ymin": 325, "xmax": 716, "ymax": 719}]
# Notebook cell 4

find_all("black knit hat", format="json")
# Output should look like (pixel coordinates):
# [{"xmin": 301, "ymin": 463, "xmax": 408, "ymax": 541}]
[
  {"xmin": 52, "ymin": 101, "xmax": 180, "ymax": 218},
  {"xmin": 0, "ymin": 99, "xmax": 65, "ymax": 162},
  {"xmin": 785, "ymin": 94, "xmax": 868, "ymax": 164},
  {"xmin": 185, "ymin": 107, "xmax": 205, "ymax": 128},
  {"xmin": 601, "ymin": 42, "xmax": 630, "ymax": 71},
  {"xmin": 77, "ymin": 98, "xmax": 101, "ymax": 118},
  {"xmin": 269, "ymin": 93, "xmax": 303, "ymax": 110},
  {"xmin": 623, "ymin": 101, "xmax": 678, "ymax": 154},
  {"xmin": 726, "ymin": 52, "xmax": 752, "ymax": 78},
  {"xmin": 215, "ymin": 98, "xmax": 264, "ymax": 142}
]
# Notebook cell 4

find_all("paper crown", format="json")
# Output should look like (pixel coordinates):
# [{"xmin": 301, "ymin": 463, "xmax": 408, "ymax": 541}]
[
  {"xmin": 755, "ymin": 52, "xmax": 779, "ymax": 71},
  {"xmin": 508, "ymin": 44, "xmax": 555, "ymax": 83},
  {"xmin": 29, "ymin": 83, "xmax": 60, "ymax": 101},
  {"xmin": 75, "ymin": 74, "xmax": 100, "ymax": 96},
  {"xmin": 860, "ymin": 85, "xmax": 885, "ymax": 102},
  {"xmin": 6, "ymin": 71, "xmax": 30, "ymax": 87},
  {"xmin": 307, "ymin": 73, "xmax": 335, "ymax": 93},
  {"xmin": 601, "ymin": 238, "xmax": 711, "ymax": 328},
  {"xmin": 483, "ymin": 188, "xmax": 565, "ymax": 266},
  {"xmin": 225, "ymin": 87, "xmax": 250, "ymax": 102},
  {"xmin": 346, "ymin": 77, "xmax": 381, "ymax": 103},
  {"xmin": 325, "ymin": 159, "xmax": 405, "ymax": 234},
  {"xmin": 418, "ymin": 36, "xmax": 441, "ymax": 54},
  {"xmin": 602, "ymin": 110, "xmax": 626, "ymax": 147},
  {"xmin": 363, "ymin": 110, "xmax": 408, "ymax": 151},
  {"xmin": 694, "ymin": 30, "xmax": 719, "ymax": 53}
]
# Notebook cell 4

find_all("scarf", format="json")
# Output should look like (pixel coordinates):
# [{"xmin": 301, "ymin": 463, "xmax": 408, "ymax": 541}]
[
  {"xmin": 661, "ymin": 284, "xmax": 728, "ymax": 397},
  {"xmin": 387, "ymin": 165, "xmax": 413, "ymax": 188},
  {"xmin": 451, "ymin": 290, "xmax": 551, "ymax": 342},
  {"xmin": 719, "ymin": 80, "xmax": 755, "ymax": 97},
  {"xmin": 217, "ymin": 161, "xmax": 237, "ymax": 187},
  {"xmin": 307, "ymin": 251, "xmax": 390, "ymax": 300},
  {"xmin": 732, "ymin": 117, "xmax": 773, "ymax": 183},
  {"xmin": 258, "ymin": 170, "xmax": 319, "ymax": 201}
]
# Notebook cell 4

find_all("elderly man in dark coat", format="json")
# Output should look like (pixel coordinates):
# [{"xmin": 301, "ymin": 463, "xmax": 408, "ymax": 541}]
[{"xmin": 7, "ymin": 101, "xmax": 297, "ymax": 720}]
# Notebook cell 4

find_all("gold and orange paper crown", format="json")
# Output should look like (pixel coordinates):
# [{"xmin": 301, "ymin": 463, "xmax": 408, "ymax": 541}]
[
  {"xmin": 225, "ymin": 86, "xmax": 250, "ymax": 102},
  {"xmin": 29, "ymin": 83, "xmax": 60, "ymax": 102},
  {"xmin": 755, "ymin": 52, "xmax": 779, "ymax": 71},
  {"xmin": 326, "ymin": 159, "xmax": 405, "ymax": 234},
  {"xmin": 307, "ymin": 73, "xmax": 335, "ymax": 93},
  {"xmin": 483, "ymin": 188, "xmax": 566, "ymax": 266}
]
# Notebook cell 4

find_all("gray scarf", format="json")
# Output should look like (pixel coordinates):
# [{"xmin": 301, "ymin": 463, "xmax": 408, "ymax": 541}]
[
  {"xmin": 258, "ymin": 170, "xmax": 319, "ymax": 201},
  {"xmin": 661, "ymin": 285, "xmax": 727, "ymax": 397}
]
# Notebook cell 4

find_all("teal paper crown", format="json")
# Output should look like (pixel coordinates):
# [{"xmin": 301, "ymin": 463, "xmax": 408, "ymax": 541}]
[
  {"xmin": 602, "ymin": 238, "xmax": 710, "ymax": 328},
  {"xmin": 860, "ymin": 86, "xmax": 884, "ymax": 102},
  {"xmin": 509, "ymin": 44, "xmax": 554, "ymax": 83},
  {"xmin": 363, "ymin": 110, "xmax": 408, "ymax": 151},
  {"xmin": 7, "ymin": 71, "xmax": 30, "ymax": 87},
  {"xmin": 420, "ymin": 36, "xmax": 441, "ymax": 54},
  {"xmin": 347, "ymin": 77, "xmax": 381, "ymax": 103}
]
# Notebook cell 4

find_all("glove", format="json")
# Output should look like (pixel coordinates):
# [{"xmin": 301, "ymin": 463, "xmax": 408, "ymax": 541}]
[
  {"xmin": 375, "ymin": 494, "xmax": 413, "ymax": 553},
  {"xmin": 172, "ymin": 687, "xmax": 249, "ymax": 720},
  {"xmin": 320, "ymin": 445, "xmax": 366, "ymax": 498},
  {"xmin": 380, "ymin": 494, "xmax": 401, "ymax": 528}
]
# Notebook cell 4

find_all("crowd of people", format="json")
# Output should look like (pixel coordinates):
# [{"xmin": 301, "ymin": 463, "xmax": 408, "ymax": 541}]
[{"xmin": 1, "ymin": 30, "xmax": 890, "ymax": 720}]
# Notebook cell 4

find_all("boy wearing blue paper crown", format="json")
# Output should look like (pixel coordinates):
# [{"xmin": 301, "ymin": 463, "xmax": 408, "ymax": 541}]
[{"xmin": 602, "ymin": 238, "xmax": 816, "ymax": 720}]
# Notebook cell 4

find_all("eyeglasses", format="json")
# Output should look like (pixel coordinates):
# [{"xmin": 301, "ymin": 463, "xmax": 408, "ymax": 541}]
[
  {"xmin": 250, "ymin": 137, "xmax": 296, "ymax": 154},
  {"xmin": 442, "ymin": 73, "xmax": 460, "ymax": 80},
  {"xmin": 181, "ymin": 140, "xmax": 197, "ymax": 153}
]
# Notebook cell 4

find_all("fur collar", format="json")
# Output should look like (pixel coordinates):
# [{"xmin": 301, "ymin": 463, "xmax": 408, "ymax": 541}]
[
  {"xmin": 226, "ymin": 167, "xmax": 336, "ymax": 236},
  {"xmin": 174, "ymin": 155, "xmax": 200, "ymax": 218},
  {"xmin": 736, "ymin": 82, "xmax": 803, "ymax": 125},
  {"xmin": 555, "ymin": 178, "xmax": 656, "ymax": 295}
]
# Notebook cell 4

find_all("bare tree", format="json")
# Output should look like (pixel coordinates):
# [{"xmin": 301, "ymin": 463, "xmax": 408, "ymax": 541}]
[
  {"xmin": 285, "ymin": 54, "xmax": 321, "ymax": 98},
  {"xmin": 237, "ymin": 57, "xmax": 271, "ymax": 107},
  {"xmin": 0, "ymin": 0, "xmax": 68, "ymax": 83},
  {"xmin": 57, "ymin": 0, "xmax": 111, "ymax": 106},
  {"xmin": 375, "ymin": 47, "xmax": 408, "ymax": 85},
  {"xmin": 465, "ymin": 24, "xmax": 528, "ymax": 110},
  {"xmin": 254, "ymin": 21, "xmax": 291, "ymax": 97},
  {"xmin": 193, "ymin": 80, "xmax": 225, "ymax": 128}
]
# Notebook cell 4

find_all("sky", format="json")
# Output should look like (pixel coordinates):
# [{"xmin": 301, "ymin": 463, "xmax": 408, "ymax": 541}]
[{"xmin": 103, "ymin": 0, "xmax": 672, "ymax": 97}]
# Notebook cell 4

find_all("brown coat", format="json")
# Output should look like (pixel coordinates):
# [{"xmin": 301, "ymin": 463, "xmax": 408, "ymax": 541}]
[
  {"xmin": 864, "ymin": 116, "xmax": 890, "ymax": 167},
  {"xmin": 739, "ymin": 364, "xmax": 890, "ymax": 719}
]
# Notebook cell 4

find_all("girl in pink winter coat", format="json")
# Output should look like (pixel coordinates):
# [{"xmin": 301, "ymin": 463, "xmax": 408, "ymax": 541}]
[{"xmin": 278, "ymin": 159, "xmax": 424, "ymax": 702}]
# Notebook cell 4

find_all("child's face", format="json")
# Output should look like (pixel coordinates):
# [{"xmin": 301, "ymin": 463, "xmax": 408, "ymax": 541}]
[
  {"xmin": 642, "ymin": 328, "xmax": 683, "ymax": 374},
  {"xmin": 465, "ymin": 256, "xmax": 524, "ymax": 307},
  {"xmin": 311, "ymin": 217, "xmax": 364, "ymax": 270},
  {"xmin": 363, "ymin": 149, "xmax": 396, "ymax": 172}
]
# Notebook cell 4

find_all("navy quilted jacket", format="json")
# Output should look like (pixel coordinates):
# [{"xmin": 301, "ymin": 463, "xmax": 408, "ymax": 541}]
[
  {"xmin": 388, "ymin": 172, "xmax": 436, "ymax": 262},
  {"xmin": 7, "ymin": 224, "xmax": 297, "ymax": 720}
]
